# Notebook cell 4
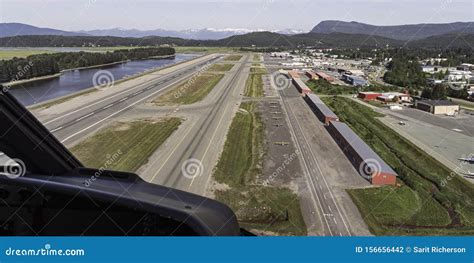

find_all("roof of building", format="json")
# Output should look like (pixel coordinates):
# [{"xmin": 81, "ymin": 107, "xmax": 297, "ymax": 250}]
[
  {"xmin": 359, "ymin": 91, "xmax": 382, "ymax": 95},
  {"xmin": 288, "ymin": 70, "xmax": 300, "ymax": 78},
  {"xmin": 307, "ymin": 94, "xmax": 338, "ymax": 119},
  {"xmin": 344, "ymin": 74, "xmax": 366, "ymax": 81},
  {"xmin": 377, "ymin": 93, "xmax": 408, "ymax": 100},
  {"xmin": 417, "ymin": 100, "xmax": 459, "ymax": 106},
  {"xmin": 329, "ymin": 121, "xmax": 397, "ymax": 176},
  {"xmin": 382, "ymin": 92, "xmax": 409, "ymax": 97},
  {"xmin": 346, "ymin": 69, "xmax": 365, "ymax": 75},
  {"xmin": 293, "ymin": 78, "xmax": 311, "ymax": 91},
  {"xmin": 377, "ymin": 95, "xmax": 393, "ymax": 100},
  {"xmin": 314, "ymin": 71, "xmax": 335, "ymax": 81}
]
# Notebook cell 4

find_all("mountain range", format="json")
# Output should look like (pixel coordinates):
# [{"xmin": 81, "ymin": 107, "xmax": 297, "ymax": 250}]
[
  {"xmin": 2, "ymin": 20, "xmax": 472, "ymax": 41},
  {"xmin": 77, "ymin": 28, "xmax": 306, "ymax": 40},
  {"xmin": 0, "ymin": 23, "xmax": 88, "ymax": 38},
  {"xmin": 311, "ymin": 20, "xmax": 474, "ymax": 40},
  {"xmin": 0, "ymin": 23, "xmax": 305, "ymax": 40},
  {"xmin": 0, "ymin": 21, "xmax": 473, "ymax": 49}
]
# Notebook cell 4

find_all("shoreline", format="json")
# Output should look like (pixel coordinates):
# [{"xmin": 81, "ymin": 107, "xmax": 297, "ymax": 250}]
[
  {"xmin": 28, "ymin": 53, "xmax": 204, "ymax": 110},
  {"xmin": 2, "ymin": 54, "xmax": 177, "ymax": 87},
  {"xmin": 148, "ymin": 54, "xmax": 176, "ymax": 59},
  {"xmin": 61, "ymin": 60, "xmax": 129, "ymax": 72},
  {"xmin": 2, "ymin": 73, "xmax": 63, "ymax": 87}
]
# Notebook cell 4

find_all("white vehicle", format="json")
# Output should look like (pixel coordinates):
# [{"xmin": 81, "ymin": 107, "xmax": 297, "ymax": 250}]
[
  {"xmin": 398, "ymin": 121, "xmax": 406, "ymax": 126},
  {"xmin": 463, "ymin": 171, "xmax": 474, "ymax": 178},
  {"xmin": 459, "ymin": 157, "xmax": 474, "ymax": 163}
]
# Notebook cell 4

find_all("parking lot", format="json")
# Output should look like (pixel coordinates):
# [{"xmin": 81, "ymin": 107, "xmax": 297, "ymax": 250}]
[{"xmin": 380, "ymin": 106, "xmax": 474, "ymax": 137}]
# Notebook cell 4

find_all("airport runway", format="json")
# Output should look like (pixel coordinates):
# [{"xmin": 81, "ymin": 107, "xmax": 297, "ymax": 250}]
[
  {"xmin": 139, "ymin": 55, "xmax": 250, "ymax": 195},
  {"xmin": 37, "ymin": 55, "xmax": 223, "ymax": 146}
]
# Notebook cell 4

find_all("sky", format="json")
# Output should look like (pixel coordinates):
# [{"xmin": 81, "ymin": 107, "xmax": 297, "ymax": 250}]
[{"xmin": 0, "ymin": 0, "xmax": 473, "ymax": 32}]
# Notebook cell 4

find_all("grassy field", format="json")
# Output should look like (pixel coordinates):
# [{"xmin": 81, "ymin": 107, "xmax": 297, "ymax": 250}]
[
  {"xmin": 305, "ymin": 79, "xmax": 353, "ymax": 95},
  {"xmin": 212, "ymin": 102, "xmax": 307, "ymax": 235},
  {"xmin": 223, "ymin": 55, "xmax": 243, "ymax": 61},
  {"xmin": 80, "ymin": 46, "xmax": 155, "ymax": 52},
  {"xmin": 250, "ymin": 67, "xmax": 267, "ymax": 74},
  {"xmin": 365, "ymin": 99, "xmax": 386, "ymax": 108},
  {"xmin": 322, "ymin": 96, "xmax": 474, "ymax": 235},
  {"xmin": 0, "ymin": 49, "xmax": 55, "ymax": 60},
  {"xmin": 0, "ymin": 46, "xmax": 154, "ymax": 60},
  {"xmin": 70, "ymin": 119, "xmax": 181, "ymax": 172},
  {"xmin": 253, "ymin": 54, "xmax": 261, "ymax": 62},
  {"xmin": 174, "ymin": 46, "xmax": 237, "ymax": 53},
  {"xmin": 206, "ymin": 63, "xmax": 234, "ymax": 72},
  {"xmin": 243, "ymin": 66, "xmax": 267, "ymax": 97},
  {"xmin": 244, "ymin": 72, "xmax": 264, "ymax": 97},
  {"xmin": 154, "ymin": 73, "xmax": 224, "ymax": 105}
]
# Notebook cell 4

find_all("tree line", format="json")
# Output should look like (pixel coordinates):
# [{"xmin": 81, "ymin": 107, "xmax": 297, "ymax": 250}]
[
  {"xmin": 3, "ymin": 33, "xmax": 472, "ymax": 49},
  {"xmin": 0, "ymin": 35, "xmax": 199, "ymax": 47},
  {"xmin": 383, "ymin": 54, "xmax": 426, "ymax": 88},
  {"xmin": 0, "ymin": 47, "xmax": 175, "ymax": 83},
  {"xmin": 421, "ymin": 84, "xmax": 470, "ymax": 100}
]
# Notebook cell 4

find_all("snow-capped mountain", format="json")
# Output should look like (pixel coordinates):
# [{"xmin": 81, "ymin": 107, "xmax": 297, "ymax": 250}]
[
  {"xmin": 0, "ymin": 23, "xmax": 306, "ymax": 40},
  {"xmin": 78, "ymin": 27, "xmax": 306, "ymax": 40}
]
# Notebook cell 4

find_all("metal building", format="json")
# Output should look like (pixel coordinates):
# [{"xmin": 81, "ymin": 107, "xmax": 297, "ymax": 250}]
[
  {"xmin": 342, "ymin": 74, "xmax": 368, "ymax": 86},
  {"xmin": 305, "ymin": 71, "xmax": 319, "ymax": 80},
  {"xmin": 326, "ymin": 121, "xmax": 398, "ymax": 185},
  {"xmin": 305, "ymin": 94, "xmax": 339, "ymax": 124},
  {"xmin": 314, "ymin": 71, "xmax": 335, "ymax": 83},
  {"xmin": 292, "ymin": 78, "xmax": 312, "ymax": 95},
  {"xmin": 415, "ymin": 100, "xmax": 460, "ymax": 115}
]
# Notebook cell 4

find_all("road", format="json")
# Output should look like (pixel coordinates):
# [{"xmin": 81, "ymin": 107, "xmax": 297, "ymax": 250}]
[
  {"xmin": 37, "ymin": 55, "xmax": 223, "ymax": 146},
  {"xmin": 139, "ymin": 55, "xmax": 249, "ymax": 195},
  {"xmin": 278, "ymin": 86, "xmax": 352, "ymax": 236}
]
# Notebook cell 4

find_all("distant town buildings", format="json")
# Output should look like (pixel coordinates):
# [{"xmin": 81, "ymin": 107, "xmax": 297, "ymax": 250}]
[
  {"xmin": 270, "ymin": 52, "xmax": 291, "ymax": 58},
  {"xmin": 358, "ymin": 92, "xmax": 411, "ymax": 102}
]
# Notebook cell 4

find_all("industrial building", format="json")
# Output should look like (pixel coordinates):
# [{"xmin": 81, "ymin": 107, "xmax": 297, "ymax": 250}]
[
  {"xmin": 376, "ymin": 92, "xmax": 411, "ymax": 102},
  {"xmin": 415, "ymin": 100, "xmax": 460, "ymax": 115},
  {"xmin": 326, "ymin": 121, "xmax": 398, "ymax": 185},
  {"xmin": 305, "ymin": 94, "xmax": 339, "ymax": 124},
  {"xmin": 288, "ymin": 70, "xmax": 300, "ymax": 79},
  {"xmin": 358, "ymin": 91, "xmax": 411, "ymax": 102},
  {"xmin": 305, "ymin": 71, "xmax": 319, "ymax": 80},
  {"xmin": 292, "ymin": 78, "xmax": 312, "ymax": 95},
  {"xmin": 342, "ymin": 74, "xmax": 368, "ymax": 86},
  {"xmin": 358, "ymin": 92, "xmax": 381, "ymax": 101},
  {"xmin": 270, "ymin": 52, "xmax": 291, "ymax": 58},
  {"xmin": 314, "ymin": 71, "xmax": 335, "ymax": 83},
  {"xmin": 345, "ymin": 69, "xmax": 365, "ymax": 76}
]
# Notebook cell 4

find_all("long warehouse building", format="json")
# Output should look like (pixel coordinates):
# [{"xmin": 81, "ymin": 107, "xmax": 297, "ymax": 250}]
[
  {"xmin": 326, "ymin": 121, "xmax": 398, "ymax": 185},
  {"xmin": 305, "ymin": 94, "xmax": 339, "ymax": 124},
  {"xmin": 292, "ymin": 77, "xmax": 312, "ymax": 95}
]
